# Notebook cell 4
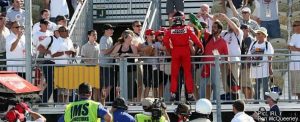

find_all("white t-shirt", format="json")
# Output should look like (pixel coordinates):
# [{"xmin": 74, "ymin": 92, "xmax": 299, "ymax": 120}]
[
  {"xmin": 50, "ymin": 0, "xmax": 69, "ymax": 17},
  {"xmin": 50, "ymin": 37, "xmax": 74, "ymax": 64},
  {"xmin": 39, "ymin": 36, "xmax": 57, "ymax": 59},
  {"xmin": 6, "ymin": 33, "xmax": 26, "ymax": 72},
  {"xmin": 32, "ymin": 30, "xmax": 53, "ymax": 47},
  {"xmin": 6, "ymin": 7, "xmax": 25, "ymax": 26},
  {"xmin": 221, "ymin": 30, "xmax": 243, "ymax": 61},
  {"xmin": 231, "ymin": 112, "xmax": 255, "ymax": 122},
  {"xmin": 32, "ymin": 21, "xmax": 57, "ymax": 34},
  {"xmin": 99, "ymin": 36, "xmax": 113, "ymax": 66},
  {"xmin": 248, "ymin": 41, "xmax": 274, "ymax": 78},
  {"xmin": 288, "ymin": 34, "xmax": 300, "ymax": 70},
  {"xmin": 0, "ymin": 27, "xmax": 10, "ymax": 53}
]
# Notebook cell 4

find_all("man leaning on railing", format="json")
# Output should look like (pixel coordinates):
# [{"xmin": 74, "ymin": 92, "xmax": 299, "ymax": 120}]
[
  {"xmin": 287, "ymin": 20, "xmax": 300, "ymax": 101},
  {"xmin": 50, "ymin": 25, "xmax": 76, "ymax": 102}
]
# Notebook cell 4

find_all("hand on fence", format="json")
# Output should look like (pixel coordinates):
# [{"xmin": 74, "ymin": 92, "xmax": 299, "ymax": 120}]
[{"xmin": 65, "ymin": 51, "xmax": 75, "ymax": 55}]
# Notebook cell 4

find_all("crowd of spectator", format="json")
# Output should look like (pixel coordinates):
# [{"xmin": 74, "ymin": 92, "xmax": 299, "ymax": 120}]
[{"xmin": 0, "ymin": 0, "xmax": 299, "ymax": 106}]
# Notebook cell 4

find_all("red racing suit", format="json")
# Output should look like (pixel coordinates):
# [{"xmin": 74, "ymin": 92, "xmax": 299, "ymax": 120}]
[{"xmin": 163, "ymin": 25, "xmax": 204, "ymax": 94}]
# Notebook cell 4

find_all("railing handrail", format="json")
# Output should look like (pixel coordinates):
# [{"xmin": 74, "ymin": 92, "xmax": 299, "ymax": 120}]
[
  {"xmin": 1, "ymin": 53, "xmax": 300, "ymax": 61},
  {"xmin": 68, "ymin": 0, "xmax": 88, "ymax": 35},
  {"xmin": 140, "ymin": 1, "xmax": 153, "ymax": 39}
]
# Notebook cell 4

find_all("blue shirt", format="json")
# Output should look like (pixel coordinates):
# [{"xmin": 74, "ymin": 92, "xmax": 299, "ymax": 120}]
[
  {"xmin": 58, "ymin": 98, "xmax": 109, "ymax": 122},
  {"xmin": 113, "ymin": 109, "xmax": 135, "ymax": 122}
]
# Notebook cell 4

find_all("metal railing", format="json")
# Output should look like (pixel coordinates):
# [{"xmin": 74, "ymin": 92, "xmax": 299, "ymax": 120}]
[
  {"xmin": 68, "ymin": 0, "xmax": 93, "ymax": 46},
  {"xmin": 1, "ymin": 53, "xmax": 300, "ymax": 121}
]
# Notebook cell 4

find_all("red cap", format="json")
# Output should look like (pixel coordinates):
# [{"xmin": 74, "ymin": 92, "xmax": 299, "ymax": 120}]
[
  {"xmin": 155, "ymin": 30, "xmax": 164, "ymax": 37},
  {"xmin": 145, "ymin": 29, "xmax": 154, "ymax": 36},
  {"xmin": 15, "ymin": 102, "xmax": 30, "ymax": 114},
  {"xmin": 6, "ymin": 109, "xmax": 25, "ymax": 122}
]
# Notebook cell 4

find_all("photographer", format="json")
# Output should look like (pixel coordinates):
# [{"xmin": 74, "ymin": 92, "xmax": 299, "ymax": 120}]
[
  {"xmin": 110, "ymin": 97, "xmax": 135, "ymax": 122},
  {"xmin": 135, "ymin": 98, "xmax": 169, "ymax": 122},
  {"xmin": 174, "ymin": 103, "xmax": 191, "ymax": 122}
]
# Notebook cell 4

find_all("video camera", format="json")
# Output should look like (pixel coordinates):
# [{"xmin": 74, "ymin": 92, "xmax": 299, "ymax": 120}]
[{"xmin": 151, "ymin": 98, "xmax": 166, "ymax": 120}]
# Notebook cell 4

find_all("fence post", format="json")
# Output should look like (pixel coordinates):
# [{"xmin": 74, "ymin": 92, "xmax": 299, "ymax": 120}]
[
  {"xmin": 287, "ymin": 0, "xmax": 292, "ymax": 102},
  {"xmin": 119, "ymin": 58, "xmax": 128, "ymax": 100},
  {"xmin": 25, "ymin": 0, "xmax": 32, "ymax": 82},
  {"xmin": 87, "ymin": 0, "xmax": 93, "ymax": 31},
  {"xmin": 157, "ymin": 0, "xmax": 161, "ymax": 29},
  {"xmin": 214, "ymin": 55, "xmax": 222, "ymax": 122}
]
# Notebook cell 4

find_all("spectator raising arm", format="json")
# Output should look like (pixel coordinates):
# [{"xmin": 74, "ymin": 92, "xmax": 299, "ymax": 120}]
[
  {"xmin": 227, "ymin": 0, "xmax": 239, "ymax": 17},
  {"xmin": 10, "ymin": 30, "xmax": 23, "ymax": 51},
  {"xmin": 219, "ymin": 13, "xmax": 240, "ymax": 36}
]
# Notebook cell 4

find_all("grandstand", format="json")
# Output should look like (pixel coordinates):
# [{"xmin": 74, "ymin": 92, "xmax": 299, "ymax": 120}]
[{"xmin": 1, "ymin": 0, "xmax": 300, "ymax": 121}]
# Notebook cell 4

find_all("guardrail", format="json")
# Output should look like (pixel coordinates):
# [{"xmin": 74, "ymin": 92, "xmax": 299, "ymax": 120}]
[{"xmin": 0, "ymin": 54, "xmax": 299, "ymax": 104}]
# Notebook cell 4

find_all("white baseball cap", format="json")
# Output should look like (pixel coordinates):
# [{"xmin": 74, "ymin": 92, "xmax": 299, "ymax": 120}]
[
  {"xmin": 255, "ymin": 27, "xmax": 268, "ymax": 37},
  {"xmin": 242, "ymin": 7, "xmax": 251, "ymax": 13},
  {"xmin": 265, "ymin": 92, "xmax": 279, "ymax": 101}
]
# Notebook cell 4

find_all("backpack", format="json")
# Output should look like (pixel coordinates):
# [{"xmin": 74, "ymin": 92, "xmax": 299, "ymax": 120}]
[
  {"xmin": 249, "ymin": 41, "xmax": 269, "ymax": 52},
  {"xmin": 249, "ymin": 41, "xmax": 269, "ymax": 67},
  {"xmin": 37, "ymin": 36, "xmax": 54, "ymax": 64}
]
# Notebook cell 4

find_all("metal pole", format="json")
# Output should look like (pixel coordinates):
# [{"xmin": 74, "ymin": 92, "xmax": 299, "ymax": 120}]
[
  {"xmin": 119, "ymin": 58, "xmax": 128, "ymax": 100},
  {"xmin": 214, "ymin": 55, "xmax": 222, "ymax": 122},
  {"xmin": 287, "ymin": 0, "xmax": 292, "ymax": 102},
  {"xmin": 87, "ymin": 0, "xmax": 93, "ymax": 31},
  {"xmin": 129, "ymin": 0, "xmax": 132, "ymax": 14},
  {"xmin": 25, "ymin": 0, "xmax": 32, "ymax": 82},
  {"xmin": 157, "ymin": 0, "xmax": 162, "ymax": 29}
]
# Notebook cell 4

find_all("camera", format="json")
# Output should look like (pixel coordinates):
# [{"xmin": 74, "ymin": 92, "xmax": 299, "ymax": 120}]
[{"xmin": 151, "ymin": 98, "xmax": 166, "ymax": 120}]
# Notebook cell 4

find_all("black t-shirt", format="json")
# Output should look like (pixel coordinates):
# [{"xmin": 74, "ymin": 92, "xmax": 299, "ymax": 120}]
[
  {"xmin": 267, "ymin": 105, "xmax": 281, "ymax": 122},
  {"xmin": 117, "ymin": 45, "xmax": 136, "ymax": 71},
  {"xmin": 241, "ymin": 36, "xmax": 254, "ymax": 58}
]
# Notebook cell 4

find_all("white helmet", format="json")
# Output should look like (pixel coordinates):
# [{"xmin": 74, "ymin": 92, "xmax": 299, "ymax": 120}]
[{"xmin": 195, "ymin": 99, "xmax": 212, "ymax": 114}]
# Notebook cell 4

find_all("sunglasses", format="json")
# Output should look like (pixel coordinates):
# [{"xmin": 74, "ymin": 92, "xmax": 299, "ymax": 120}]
[
  {"xmin": 242, "ymin": 12, "xmax": 249, "ymax": 14},
  {"xmin": 135, "ymin": 25, "xmax": 142, "ymax": 27},
  {"xmin": 256, "ymin": 33, "xmax": 264, "ymax": 35},
  {"xmin": 13, "ymin": 26, "xmax": 21, "ymax": 28},
  {"xmin": 147, "ymin": 34, "xmax": 154, "ymax": 36},
  {"xmin": 59, "ymin": 29, "xmax": 68, "ymax": 32}
]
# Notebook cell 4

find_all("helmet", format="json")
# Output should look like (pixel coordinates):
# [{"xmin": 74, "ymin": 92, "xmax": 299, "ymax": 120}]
[
  {"xmin": 174, "ymin": 103, "xmax": 191, "ymax": 116},
  {"xmin": 195, "ymin": 99, "xmax": 212, "ymax": 114},
  {"xmin": 112, "ymin": 97, "xmax": 128, "ymax": 110},
  {"xmin": 172, "ymin": 11, "xmax": 185, "ymax": 26},
  {"xmin": 270, "ymin": 85, "xmax": 282, "ymax": 96}
]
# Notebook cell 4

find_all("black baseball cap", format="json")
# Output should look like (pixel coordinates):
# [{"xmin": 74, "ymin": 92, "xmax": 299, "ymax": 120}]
[
  {"xmin": 40, "ymin": 19, "xmax": 49, "ymax": 25},
  {"xmin": 240, "ymin": 24, "xmax": 249, "ymax": 29},
  {"xmin": 55, "ymin": 15, "xmax": 68, "ymax": 23},
  {"xmin": 103, "ymin": 24, "xmax": 115, "ymax": 30}
]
